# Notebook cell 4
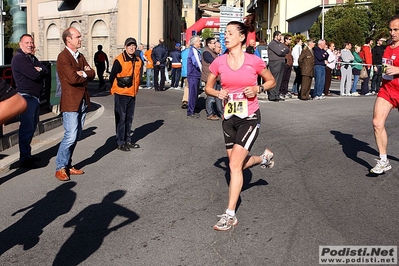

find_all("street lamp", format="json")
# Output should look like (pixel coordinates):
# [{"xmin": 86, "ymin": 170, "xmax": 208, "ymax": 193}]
[{"xmin": 147, "ymin": 0, "xmax": 150, "ymax": 49}]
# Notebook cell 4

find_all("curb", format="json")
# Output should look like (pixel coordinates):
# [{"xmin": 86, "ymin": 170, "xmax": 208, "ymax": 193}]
[
  {"xmin": 0, "ymin": 115, "xmax": 63, "ymax": 152},
  {"xmin": 0, "ymin": 102, "xmax": 103, "ymax": 153}
]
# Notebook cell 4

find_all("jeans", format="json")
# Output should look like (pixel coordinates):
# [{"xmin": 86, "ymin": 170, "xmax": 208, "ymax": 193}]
[
  {"xmin": 114, "ymin": 94, "xmax": 136, "ymax": 146},
  {"xmin": 19, "ymin": 94, "xmax": 40, "ymax": 162},
  {"xmin": 351, "ymin": 75, "xmax": 360, "ymax": 93},
  {"xmin": 55, "ymin": 100, "xmax": 87, "ymax": 170},
  {"xmin": 171, "ymin": 68, "xmax": 181, "ymax": 88},
  {"xmin": 205, "ymin": 82, "xmax": 222, "ymax": 116},
  {"xmin": 146, "ymin": 68, "xmax": 154, "ymax": 88},
  {"xmin": 313, "ymin": 65, "xmax": 326, "ymax": 97}
]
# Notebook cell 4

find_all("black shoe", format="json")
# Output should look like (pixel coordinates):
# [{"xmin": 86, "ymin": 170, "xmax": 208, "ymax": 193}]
[
  {"xmin": 277, "ymin": 97, "xmax": 285, "ymax": 101},
  {"xmin": 20, "ymin": 160, "xmax": 40, "ymax": 169},
  {"xmin": 181, "ymin": 101, "xmax": 188, "ymax": 109},
  {"xmin": 187, "ymin": 113, "xmax": 200, "ymax": 119},
  {"xmin": 117, "ymin": 144, "xmax": 130, "ymax": 151},
  {"xmin": 126, "ymin": 142, "xmax": 140, "ymax": 149}
]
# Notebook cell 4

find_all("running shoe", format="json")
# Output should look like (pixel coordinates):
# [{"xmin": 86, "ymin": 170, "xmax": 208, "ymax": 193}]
[
  {"xmin": 260, "ymin": 148, "xmax": 274, "ymax": 169},
  {"xmin": 370, "ymin": 159, "xmax": 392, "ymax": 174},
  {"xmin": 213, "ymin": 214, "xmax": 238, "ymax": 231}
]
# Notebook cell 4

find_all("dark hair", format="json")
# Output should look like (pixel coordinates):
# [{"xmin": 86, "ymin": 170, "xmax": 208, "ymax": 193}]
[
  {"xmin": 205, "ymin": 37, "xmax": 215, "ymax": 45},
  {"xmin": 97, "ymin": 45, "xmax": 103, "ymax": 50},
  {"xmin": 342, "ymin": 41, "xmax": 351, "ymax": 49},
  {"xmin": 294, "ymin": 37, "xmax": 302, "ymax": 44},
  {"xmin": 284, "ymin": 34, "xmax": 292, "ymax": 41},
  {"xmin": 226, "ymin": 21, "xmax": 248, "ymax": 45},
  {"xmin": 365, "ymin": 37, "xmax": 373, "ymax": 44},
  {"xmin": 390, "ymin": 15, "xmax": 399, "ymax": 23},
  {"xmin": 19, "ymin": 34, "xmax": 33, "ymax": 41},
  {"xmin": 273, "ymin": 31, "xmax": 281, "ymax": 38}
]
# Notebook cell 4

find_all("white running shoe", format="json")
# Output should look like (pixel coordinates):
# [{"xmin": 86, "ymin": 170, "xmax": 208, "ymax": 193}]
[
  {"xmin": 260, "ymin": 148, "xmax": 274, "ymax": 169},
  {"xmin": 370, "ymin": 159, "xmax": 392, "ymax": 174},
  {"xmin": 213, "ymin": 214, "xmax": 238, "ymax": 231}
]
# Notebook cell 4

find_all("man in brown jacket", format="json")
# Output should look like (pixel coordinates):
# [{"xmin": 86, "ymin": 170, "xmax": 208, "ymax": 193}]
[{"xmin": 55, "ymin": 27, "xmax": 95, "ymax": 181}]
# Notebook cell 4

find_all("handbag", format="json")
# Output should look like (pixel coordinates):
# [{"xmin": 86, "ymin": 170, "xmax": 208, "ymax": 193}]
[
  {"xmin": 360, "ymin": 66, "xmax": 368, "ymax": 79},
  {"xmin": 116, "ymin": 76, "xmax": 133, "ymax": 88}
]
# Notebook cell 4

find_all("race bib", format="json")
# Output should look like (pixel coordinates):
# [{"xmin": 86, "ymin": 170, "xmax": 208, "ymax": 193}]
[{"xmin": 224, "ymin": 92, "xmax": 248, "ymax": 117}]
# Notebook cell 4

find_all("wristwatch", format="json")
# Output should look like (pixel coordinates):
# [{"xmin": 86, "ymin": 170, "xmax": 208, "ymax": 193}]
[{"xmin": 259, "ymin": 85, "xmax": 264, "ymax": 93}]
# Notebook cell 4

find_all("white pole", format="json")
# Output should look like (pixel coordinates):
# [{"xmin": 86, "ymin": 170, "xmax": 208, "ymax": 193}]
[{"xmin": 321, "ymin": 0, "xmax": 325, "ymax": 39}]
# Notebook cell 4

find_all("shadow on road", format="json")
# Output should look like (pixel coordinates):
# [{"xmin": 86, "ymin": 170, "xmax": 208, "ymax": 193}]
[
  {"xmin": 130, "ymin": 119, "xmax": 164, "ymax": 144},
  {"xmin": 0, "ymin": 127, "xmax": 97, "ymax": 186},
  {"xmin": 0, "ymin": 182, "xmax": 77, "ymax": 256},
  {"xmin": 52, "ymin": 190, "xmax": 139, "ymax": 266},
  {"xmin": 331, "ymin": 130, "xmax": 399, "ymax": 177},
  {"xmin": 214, "ymin": 157, "xmax": 269, "ymax": 211}
]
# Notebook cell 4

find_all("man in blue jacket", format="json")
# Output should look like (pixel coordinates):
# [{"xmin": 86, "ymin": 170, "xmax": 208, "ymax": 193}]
[
  {"xmin": 170, "ymin": 43, "xmax": 182, "ymax": 89},
  {"xmin": 313, "ymin": 39, "xmax": 329, "ymax": 99},
  {"xmin": 187, "ymin": 35, "xmax": 202, "ymax": 118},
  {"xmin": 11, "ymin": 34, "xmax": 49, "ymax": 169},
  {"xmin": 151, "ymin": 38, "xmax": 168, "ymax": 91}
]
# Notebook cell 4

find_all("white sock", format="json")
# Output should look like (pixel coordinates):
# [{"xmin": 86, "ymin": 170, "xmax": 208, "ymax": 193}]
[
  {"xmin": 380, "ymin": 154, "xmax": 387, "ymax": 161},
  {"xmin": 226, "ymin": 209, "xmax": 235, "ymax": 217}
]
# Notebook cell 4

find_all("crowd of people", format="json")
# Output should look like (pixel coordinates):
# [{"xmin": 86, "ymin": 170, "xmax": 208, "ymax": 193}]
[{"xmin": 1, "ymin": 15, "xmax": 399, "ymax": 231}]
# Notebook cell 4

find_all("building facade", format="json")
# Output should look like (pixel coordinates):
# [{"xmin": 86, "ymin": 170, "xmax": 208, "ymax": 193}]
[{"xmin": 27, "ymin": 0, "xmax": 183, "ymax": 66}]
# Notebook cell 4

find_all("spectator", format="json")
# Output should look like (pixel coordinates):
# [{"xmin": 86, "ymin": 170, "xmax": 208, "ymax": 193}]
[
  {"xmin": 54, "ymin": 27, "xmax": 95, "ymax": 181},
  {"xmin": 360, "ymin": 37, "xmax": 373, "ymax": 95},
  {"xmin": 339, "ymin": 41, "xmax": 354, "ymax": 96},
  {"xmin": 152, "ymin": 38, "xmax": 168, "ymax": 91},
  {"xmin": 143, "ymin": 43, "xmax": 154, "ymax": 89},
  {"xmin": 351, "ymin": 44, "xmax": 362, "ymax": 96},
  {"xmin": 291, "ymin": 37, "xmax": 303, "ymax": 96},
  {"xmin": 135, "ymin": 43, "xmax": 145, "ymax": 88},
  {"xmin": 371, "ymin": 38, "xmax": 387, "ymax": 94},
  {"xmin": 267, "ymin": 31, "xmax": 289, "ymax": 102},
  {"xmin": 279, "ymin": 35, "xmax": 293, "ymax": 99},
  {"xmin": 170, "ymin": 43, "xmax": 182, "ymax": 89},
  {"xmin": 109, "ymin": 37, "xmax": 142, "ymax": 152},
  {"xmin": 201, "ymin": 37, "xmax": 220, "ymax": 120},
  {"xmin": 180, "ymin": 43, "xmax": 190, "ymax": 109},
  {"xmin": 11, "ymin": 34, "xmax": 49, "ymax": 169},
  {"xmin": 298, "ymin": 39, "xmax": 315, "ymax": 101},
  {"xmin": 186, "ymin": 35, "xmax": 202, "ymax": 118},
  {"xmin": 93, "ymin": 45, "xmax": 109, "ymax": 90},
  {"xmin": 245, "ymin": 39, "xmax": 256, "ymax": 54},
  {"xmin": 324, "ymin": 41, "xmax": 340, "ymax": 96},
  {"xmin": 312, "ymin": 39, "xmax": 329, "ymax": 99}
]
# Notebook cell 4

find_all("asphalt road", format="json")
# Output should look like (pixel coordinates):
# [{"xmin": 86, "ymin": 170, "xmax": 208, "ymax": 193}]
[{"xmin": 0, "ymin": 80, "xmax": 398, "ymax": 265}]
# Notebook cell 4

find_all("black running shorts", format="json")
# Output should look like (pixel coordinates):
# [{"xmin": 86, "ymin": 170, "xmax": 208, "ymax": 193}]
[{"xmin": 222, "ymin": 109, "xmax": 261, "ymax": 151}]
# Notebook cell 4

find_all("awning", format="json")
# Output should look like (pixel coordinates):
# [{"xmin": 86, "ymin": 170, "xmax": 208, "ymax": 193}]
[{"xmin": 286, "ymin": 6, "xmax": 321, "ymax": 34}]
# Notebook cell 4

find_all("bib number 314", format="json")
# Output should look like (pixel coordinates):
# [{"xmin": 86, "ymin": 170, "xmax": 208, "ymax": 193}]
[{"xmin": 224, "ymin": 93, "xmax": 248, "ymax": 117}]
